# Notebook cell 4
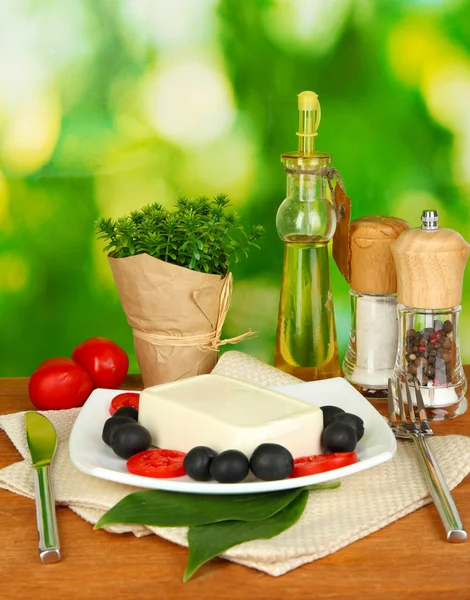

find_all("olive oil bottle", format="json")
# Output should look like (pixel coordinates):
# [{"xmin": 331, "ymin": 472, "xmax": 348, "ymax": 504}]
[{"xmin": 274, "ymin": 91, "xmax": 340, "ymax": 381}]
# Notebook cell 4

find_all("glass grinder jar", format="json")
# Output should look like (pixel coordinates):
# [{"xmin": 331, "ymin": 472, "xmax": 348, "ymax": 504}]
[
  {"xmin": 342, "ymin": 216, "xmax": 410, "ymax": 399},
  {"xmin": 391, "ymin": 210, "xmax": 470, "ymax": 419}
]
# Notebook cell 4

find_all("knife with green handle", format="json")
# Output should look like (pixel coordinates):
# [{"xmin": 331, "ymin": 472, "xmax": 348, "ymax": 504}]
[{"xmin": 25, "ymin": 412, "xmax": 61, "ymax": 564}]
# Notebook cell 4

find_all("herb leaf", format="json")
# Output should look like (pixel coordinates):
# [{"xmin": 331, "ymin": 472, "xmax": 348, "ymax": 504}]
[
  {"xmin": 95, "ymin": 194, "xmax": 265, "ymax": 276},
  {"xmin": 95, "ymin": 487, "xmax": 307, "ymax": 529},
  {"xmin": 184, "ymin": 490, "xmax": 309, "ymax": 581}
]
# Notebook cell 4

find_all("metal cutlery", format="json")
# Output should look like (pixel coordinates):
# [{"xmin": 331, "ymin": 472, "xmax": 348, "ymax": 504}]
[
  {"xmin": 387, "ymin": 378, "xmax": 467, "ymax": 543},
  {"xmin": 25, "ymin": 412, "xmax": 61, "ymax": 563}
]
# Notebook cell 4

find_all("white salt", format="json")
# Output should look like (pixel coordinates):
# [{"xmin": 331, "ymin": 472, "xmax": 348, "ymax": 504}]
[{"xmin": 351, "ymin": 293, "xmax": 398, "ymax": 389}]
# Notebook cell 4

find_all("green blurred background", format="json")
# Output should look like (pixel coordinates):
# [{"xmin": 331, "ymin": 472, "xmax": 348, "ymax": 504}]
[{"xmin": 1, "ymin": 0, "xmax": 470, "ymax": 377}]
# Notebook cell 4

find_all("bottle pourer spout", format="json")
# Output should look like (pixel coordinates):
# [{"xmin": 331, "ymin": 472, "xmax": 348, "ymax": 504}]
[{"xmin": 297, "ymin": 91, "xmax": 321, "ymax": 156}]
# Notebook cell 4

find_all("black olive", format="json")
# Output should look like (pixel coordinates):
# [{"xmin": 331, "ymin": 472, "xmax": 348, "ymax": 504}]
[
  {"xmin": 110, "ymin": 422, "xmax": 152, "ymax": 459},
  {"xmin": 250, "ymin": 443, "xmax": 293, "ymax": 481},
  {"xmin": 113, "ymin": 406, "xmax": 139, "ymax": 421},
  {"xmin": 320, "ymin": 405, "xmax": 346, "ymax": 428},
  {"xmin": 184, "ymin": 446, "xmax": 218, "ymax": 481},
  {"xmin": 322, "ymin": 422, "xmax": 357, "ymax": 453},
  {"xmin": 209, "ymin": 449, "xmax": 249, "ymax": 483},
  {"xmin": 332, "ymin": 412, "xmax": 365, "ymax": 441},
  {"xmin": 102, "ymin": 416, "xmax": 136, "ymax": 446}
]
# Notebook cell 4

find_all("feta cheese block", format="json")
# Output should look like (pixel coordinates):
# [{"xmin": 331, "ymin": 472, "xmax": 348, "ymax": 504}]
[{"xmin": 138, "ymin": 374, "xmax": 323, "ymax": 458}]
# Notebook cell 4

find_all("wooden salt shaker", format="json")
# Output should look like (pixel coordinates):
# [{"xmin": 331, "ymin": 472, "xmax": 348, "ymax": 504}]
[
  {"xmin": 391, "ymin": 210, "xmax": 470, "ymax": 419},
  {"xmin": 342, "ymin": 216, "xmax": 410, "ymax": 398},
  {"xmin": 349, "ymin": 216, "xmax": 410, "ymax": 294}
]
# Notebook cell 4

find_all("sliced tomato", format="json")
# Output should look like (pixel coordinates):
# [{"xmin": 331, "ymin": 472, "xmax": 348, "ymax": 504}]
[
  {"xmin": 291, "ymin": 452, "xmax": 358, "ymax": 478},
  {"xmin": 127, "ymin": 449, "xmax": 187, "ymax": 478},
  {"xmin": 110, "ymin": 392, "xmax": 140, "ymax": 415}
]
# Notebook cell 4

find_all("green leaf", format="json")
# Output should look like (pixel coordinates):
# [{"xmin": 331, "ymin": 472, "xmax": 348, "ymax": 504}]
[
  {"xmin": 94, "ymin": 487, "xmax": 308, "ymax": 529},
  {"xmin": 95, "ymin": 194, "xmax": 264, "ymax": 273},
  {"xmin": 304, "ymin": 482, "xmax": 340, "ymax": 492},
  {"xmin": 184, "ymin": 490, "xmax": 309, "ymax": 581}
]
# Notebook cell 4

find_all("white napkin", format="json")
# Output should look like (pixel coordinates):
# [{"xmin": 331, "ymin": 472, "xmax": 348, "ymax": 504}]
[{"xmin": 1, "ymin": 351, "xmax": 469, "ymax": 576}]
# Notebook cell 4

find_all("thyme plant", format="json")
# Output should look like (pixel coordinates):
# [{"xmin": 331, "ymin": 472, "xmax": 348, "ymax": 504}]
[{"xmin": 95, "ymin": 194, "xmax": 264, "ymax": 276}]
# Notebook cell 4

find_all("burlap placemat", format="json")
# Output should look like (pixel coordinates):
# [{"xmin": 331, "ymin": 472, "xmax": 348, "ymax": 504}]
[{"xmin": 1, "ymin": 351, "xmax": 469, "ymax": 576}]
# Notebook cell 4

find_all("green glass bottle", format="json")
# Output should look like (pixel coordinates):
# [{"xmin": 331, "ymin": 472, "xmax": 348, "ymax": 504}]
[{"xmin": 274, "ymin": 91, "xmax": 340, "ymax": 381}]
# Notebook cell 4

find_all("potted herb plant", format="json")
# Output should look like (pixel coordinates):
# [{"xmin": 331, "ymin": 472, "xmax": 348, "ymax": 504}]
[{"xmin": 95, "ymin": 194, "xmax": 264, "ymax": 386}]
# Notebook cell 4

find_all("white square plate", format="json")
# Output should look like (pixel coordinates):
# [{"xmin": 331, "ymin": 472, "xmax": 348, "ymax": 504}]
[{"xmin": 69, "ymin": 377, "xmax": 396, "ymax": 495}]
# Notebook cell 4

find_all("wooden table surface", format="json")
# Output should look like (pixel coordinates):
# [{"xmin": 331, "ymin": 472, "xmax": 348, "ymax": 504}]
[{"xmin": 1, "ymin": 373, "xmax": 469, "ymax": 600}]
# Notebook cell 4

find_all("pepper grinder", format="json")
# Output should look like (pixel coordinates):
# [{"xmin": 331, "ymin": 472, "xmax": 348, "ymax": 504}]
[
  {"xmin": 342, "ymin": 216, "xmax": 410, "ymax": 399},
  {"xmin": 391, "ymin": 210, "xmax": 470, "ymax": 419}
]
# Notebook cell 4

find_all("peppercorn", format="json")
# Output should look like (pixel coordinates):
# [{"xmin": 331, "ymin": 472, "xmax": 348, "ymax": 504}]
[
  {"xmin": 434, "ymin": 320, "xmax": 443, "ymax": 331},
  {"xmin": 420, "ymin": 374, "xmax": 429, "ymax": 386},
  {"xmin": 423, "ymin": 327, "xmax": 435, "ymax": 339},
  {"xmin": 427, "ymin": 355, "xmax": 436, "ymax": 365},
  {"xmin": 424, "ymin": 365, "xmax": 435, "ymax": 377},
  {"xmin": 409, "ymin": 353, "xmax": 417, "ymax": 361},
  {"xmin": 407, "ymin": 363, "xmax": 418, "ymax": 375},
  {"xmin": 442, "ymin": 351, "xmax": 452, "ymax": 363},
  {"xmin": 443, "ymin": 320, "xmax": 453, "ymax": 333},
  {"xmin": 418, "ymin": 337, "xmax": 427, "ymax": 347},
  {"xmin": 436, "ymin": 349, "xmax": 443, "ymax": 358},
  {"xmin": 442, "ymin": 338, "xmax": 452, "ymax": 350},
  {"xmin": 406, "ymin": 328, "xmax": 417, "ymax": 338}
]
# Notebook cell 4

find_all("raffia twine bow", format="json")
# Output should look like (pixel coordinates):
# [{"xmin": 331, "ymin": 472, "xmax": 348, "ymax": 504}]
[
  {"xmin": 284, "ymin": 167, "xmax": 346, "ymax": 221},
  {"xmin": 132, "ymin": 273, "xmax": 256, "ymax": 352}
]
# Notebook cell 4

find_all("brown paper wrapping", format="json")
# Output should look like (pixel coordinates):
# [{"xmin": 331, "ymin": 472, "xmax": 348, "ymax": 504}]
[{"xmin": 108, "ymin": 253, "xmax": 227, "ymax": 387}]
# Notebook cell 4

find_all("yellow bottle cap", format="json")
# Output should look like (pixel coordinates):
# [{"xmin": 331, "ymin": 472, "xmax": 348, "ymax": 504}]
[
  {"xmin": 281, "ymin": 90, "xmax": 330, "ymax": 167},
  {"xmin": 296, "ymin": 90, "xmax": 321, "ymax": 155},
  {"xmin": 297, "ymin": 91, "xmax": 319, "ymax": 111}
]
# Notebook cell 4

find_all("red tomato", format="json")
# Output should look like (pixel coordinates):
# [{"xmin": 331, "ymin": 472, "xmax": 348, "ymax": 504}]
[
  {"xmin": 127, "ymin": 449, "xmax": 186, "ymax": 478},
  {"xmin": 109, "ymin": 392, "xmax": 140, "ymax": 415},
  {"xmin": 28, "ymin": 361, "xmax": 93, "ymax": 410},
  {"xmin": 36, "ymin": 357, "xmax": 78, "ymax": 370},
  {"xmin": 291, "ymin": 452, "xmax": 358, "ymax": 478},
  {"xmin": 72, "ymin": 337, "xmax": 129, "ymax": 389}
]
